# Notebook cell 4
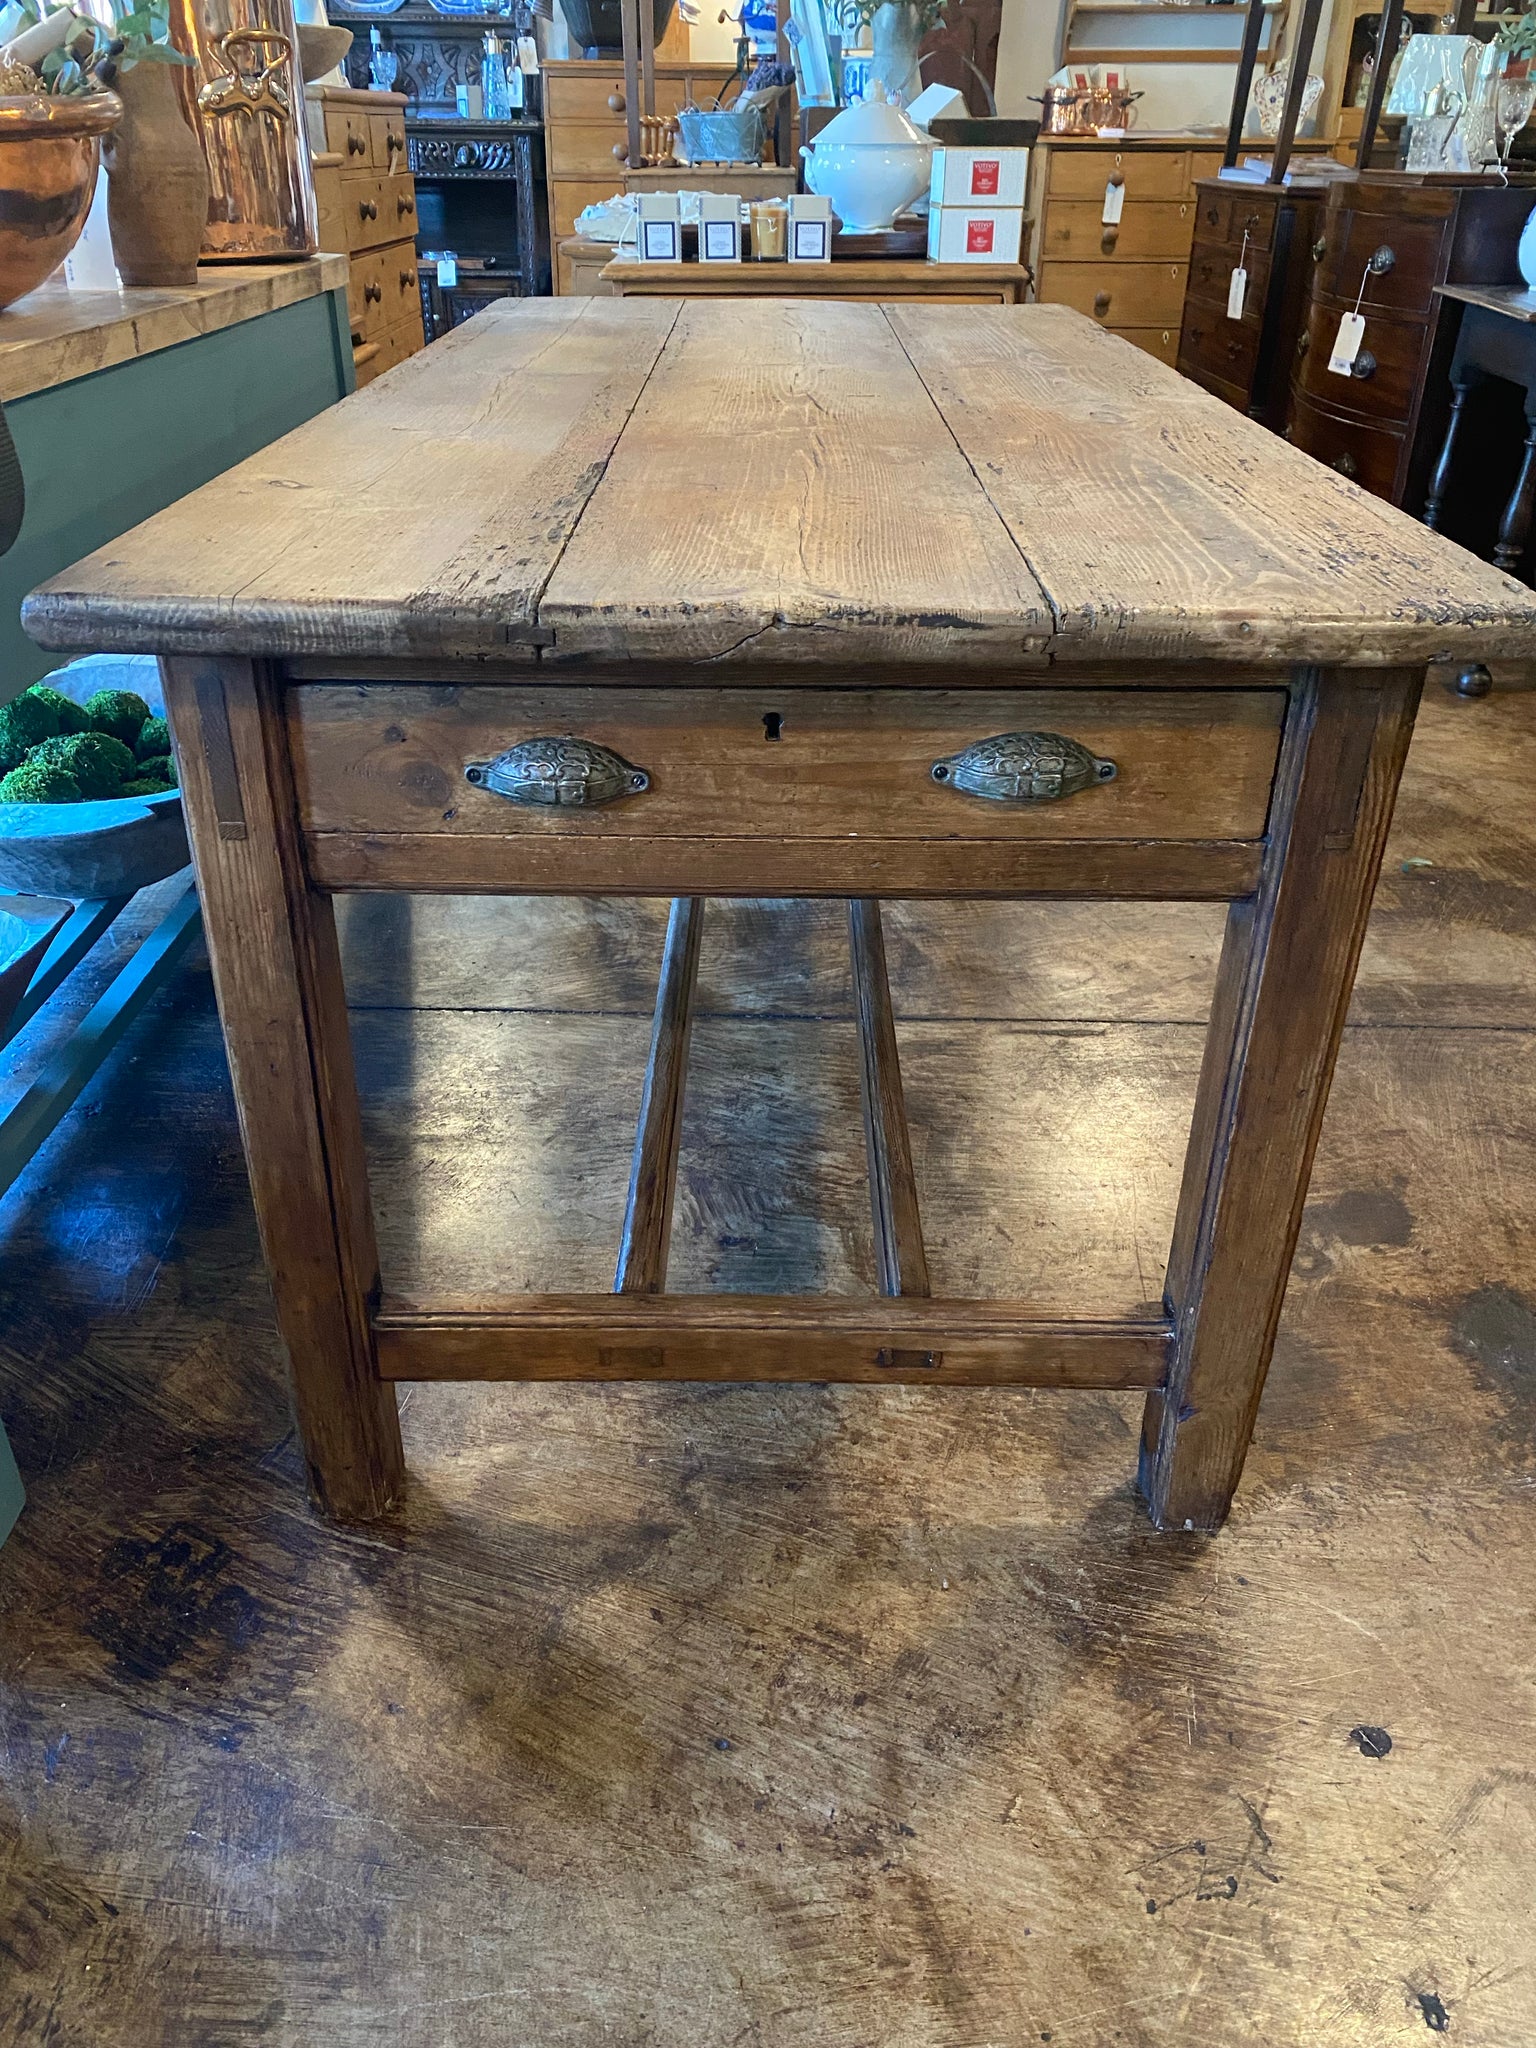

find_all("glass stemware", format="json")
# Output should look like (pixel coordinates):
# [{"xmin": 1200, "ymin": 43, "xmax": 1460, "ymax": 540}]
[{"xmin": 1495, "ymin": 75, "xmax": 1536, "ymax": 183}]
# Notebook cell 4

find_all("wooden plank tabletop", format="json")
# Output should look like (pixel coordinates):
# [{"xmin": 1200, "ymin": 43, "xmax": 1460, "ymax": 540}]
[{"xmin": 25, "ymin": 296, "xmax": 1536, "ymax": 670}]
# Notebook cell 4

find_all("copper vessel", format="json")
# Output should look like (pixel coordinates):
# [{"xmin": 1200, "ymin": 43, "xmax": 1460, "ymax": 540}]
[
  {"xmin": 0, "ymin": 93, "xmax": 121, "ymax": 311},
  {"xmin": 169, "ymin": 0, "xmax": 318, "ymax": 260}
]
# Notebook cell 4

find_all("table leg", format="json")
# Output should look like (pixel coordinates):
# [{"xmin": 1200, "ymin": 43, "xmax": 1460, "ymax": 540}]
[
  {"xmin": 161, "ymin": 654, "xmax": 404, "ymax": 1522},
  {"xmin": 1140, "ymin": 666, "xmax": 1423, "ymax": 1531},
  {"xmin": 1493, "ymin": 398, "xmax": 1536, "ymax": 575},
  {"xmin": 1422, "ymin": 367, "xmax": 1478, "ymax": 532}
]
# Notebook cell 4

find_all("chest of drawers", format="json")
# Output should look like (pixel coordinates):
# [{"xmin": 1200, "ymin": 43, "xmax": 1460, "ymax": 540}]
[
  {"xmin": 1034, "ymin": 140, "xmax": 1227, "ymax": 365},
  {"xmin": 309, "ymin": 87, "xmax": 426, "ymax": 388},
  {"xmin": 543, "ymin": 58, "xmax": 739, "ymax": 295},
  {"xmin": 1178, "ymin": 176, "xmax": 1328, "ymax": 430},
  {"xmin": 1288, "ymin": 172, "xmax": 1536, "ymax": 508}
]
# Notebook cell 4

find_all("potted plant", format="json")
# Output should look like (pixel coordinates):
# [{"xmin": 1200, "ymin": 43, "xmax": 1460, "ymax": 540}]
[
  {"xmin": 1497, "ymin": 7, "xmax": 1536, "ymax": 79},
  {"xmin": 0, "ymin": 7, "xmax": 119, "ymax": 312}
]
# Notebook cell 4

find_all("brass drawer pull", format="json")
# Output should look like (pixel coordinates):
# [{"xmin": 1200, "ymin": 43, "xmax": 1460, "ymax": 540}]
[
  {"xmin": 1331, "ymin": 451, "xmax": 1359, "ymax": 479},
  {"xmin": 465, "ymin": 736, "xmax": 650, "ymax": 807},
  {"xmin": 1351, "ymin": 349, "xmax": 1376, "ymax": 380},
  {"xmin": 931, "ymin": 732, "xmax": 1117, "ymax": 804},
  {"xmin": 1369, "ymin": 244, "xmax": 1395, "ymax": 275},
  {"xmin": 1312, "ymin": 236, "xmax": 1326, "ymax": 262}
]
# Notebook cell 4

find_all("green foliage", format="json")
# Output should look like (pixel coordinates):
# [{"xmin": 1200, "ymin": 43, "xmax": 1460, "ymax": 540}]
[
  {"xmin": 4, "ymin": 0, "xmax": 194, "ymax": 94},
  {"xmin": 25, "ymin": 683, "xmax": 89, "ymax": 735},
  {"xmin": 31, "ymin": 729, "xmax": 136, "ymax": 797},
  {"xmin": 134, "ymin": 752, "xmax": 176, "ymax": 788},
  {"xmin": 1498, "ymin": 10, "xmax": 1536, "ymax": 57},
  {"xmin": 0, "ymin": 757, "xmax": 83, "ymax": 803},
  {"xmin": 121, "ymin": 772, "xmax": 172, "ymax": 796},
  {"xmin": 134, "ymin": 715, "xmax": 170, "ymax": 761},
  {"xmin": 0, "ymin": 690, "xmax": 60, "ymax": 770},
  {"xmin": 84, "ymin": 687, "xmax": 152, "ymax": 746}
]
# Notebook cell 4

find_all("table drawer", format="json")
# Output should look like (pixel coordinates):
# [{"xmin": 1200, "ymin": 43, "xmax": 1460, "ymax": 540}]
[
  {"xmin": 323, "ymin": 103, "xmax": 372, "ymax": 168},
  {"xmin": 544, "ymin": 70, "xmax": 709, "ymax": 122},
  {"xmin": 290, "ymin": 685, "xmax": 1286, "ymax": 852},
  {"xmin": 1179, "ymin": 300, "xmax": 1260, "ymax": 391},
  {"xmin": 1036, "ymin": 259, "xmax": 1188, "ymax": 329},
  {"xmin": 549, "ymin": 120, "xmax": 636, "ymax": 178},
  {"xmin": 1295, "ymin": 301, "xmax": 1426, "ymax": 424},
  {"xmin": 1289, "ymin": 389, "xmax": 1405, "ymax": 498},
  {"xmin": 1190, "ymin": 188, "xmax": 1279, "ymax": 255},
  {"xmin": 348, "ymin": 245, "xmax": 391, "ymax": 340},
  {"xmin": 1043, "ymin": 200, "xmax": 1195, "ymax": 262},
  {"xmin": 1046, "ymin": 148, "xmax": 1192, "ymax": 202}
]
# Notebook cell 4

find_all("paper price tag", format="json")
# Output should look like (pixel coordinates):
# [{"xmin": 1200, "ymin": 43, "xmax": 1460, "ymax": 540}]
[
  {"xmin": 1101, "ymin": 179, "xmax": 1125, "ymax": 227},
  {"xmin": 436, "ymin": 256, "xmax": 457, "ymax": 288},
  {"xmin": 1328, "ymin": 311, "xmax": 1366, "ymax": 377},
  {"xmin": 1226, "ymin": 266, "xmax": 1247, "ymax": 321}
]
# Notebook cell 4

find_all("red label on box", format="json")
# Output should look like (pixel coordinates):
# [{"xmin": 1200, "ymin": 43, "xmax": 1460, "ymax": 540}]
[
  {"xmin": 970, "ymin": 158, "xmax": 1001, "ymax": 196},
  {"xmin": 966, "ymin": 218, "xmax": 996, "ymax": 254}
]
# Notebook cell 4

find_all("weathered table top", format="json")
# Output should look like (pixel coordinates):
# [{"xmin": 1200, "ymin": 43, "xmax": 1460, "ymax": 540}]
[{"xmin": 24, "ymin": 296, "xmax": 1536, "ymax": 670}]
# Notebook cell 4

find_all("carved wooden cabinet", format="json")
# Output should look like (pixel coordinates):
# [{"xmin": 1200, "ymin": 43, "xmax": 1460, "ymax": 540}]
[
  {"xmin": 309, "ymin": 87, "xmax": 426, "ymax": 387},
  {"xmin": 1288, "ymin": 172, "xmax": 1536, "ymax": 508},
  {"xmin": 1178, "ymin": 176, "xmax": 1329, "ymax": 431}
]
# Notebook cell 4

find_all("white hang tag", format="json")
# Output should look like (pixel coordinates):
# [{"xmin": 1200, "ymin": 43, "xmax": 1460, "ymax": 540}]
[
  {"xmin": 1101, "ymin": 178, "xmax": 1125, "ymax": 227},
  {"xmin": 436, "ymin": 255, "xmax": 458, "ymax": 288},
  {"xmin": 1328, "ymin": 311, "xmax": 1366, "ymax": 377},
  {"xmin": 1226, "ymin": 266, "xmax": 1247, "ymax": 321}
]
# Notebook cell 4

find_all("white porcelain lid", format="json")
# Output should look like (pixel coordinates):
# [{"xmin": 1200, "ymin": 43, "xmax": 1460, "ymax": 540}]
[{"xmin": 812, "ymin": 82, "xmax": 928, "ymax": 149}]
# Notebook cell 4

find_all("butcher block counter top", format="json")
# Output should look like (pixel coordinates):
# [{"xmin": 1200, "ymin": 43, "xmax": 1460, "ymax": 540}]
[{"xmin": 24, "ymin": 295, "xmax": 1536, "ymax": 670}]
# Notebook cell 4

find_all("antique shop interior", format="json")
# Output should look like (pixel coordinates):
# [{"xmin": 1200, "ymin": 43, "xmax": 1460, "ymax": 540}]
[{"xmin": 0, "ymin": 0, "xmax": 1533, "ymax": 2036}]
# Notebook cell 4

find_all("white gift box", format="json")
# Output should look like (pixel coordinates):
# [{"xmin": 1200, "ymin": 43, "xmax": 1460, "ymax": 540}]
[
  {"xmin": 928, "ymin": 146, "xmax": 1029, "ymax": 211},
  {"xmin": 788, "ymin": 193, "xmax": 833, "ymax": 263},
  {"xmin": 926, "ymin": 204, "xmax": 1025, "ymax": 264},
  {"xmin": 638, "ymin": 192, "xmax": 683, "ymax": 264},
  {"xmin": 698, "ymin": 193, "xmax": 742, "ymax": 264}
]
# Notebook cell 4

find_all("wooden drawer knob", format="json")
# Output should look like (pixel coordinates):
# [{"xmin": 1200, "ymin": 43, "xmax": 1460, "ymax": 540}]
[
  {"xmin": 931, "ymin": 732, "xmax": 1117, "ymax": 804},
  {"xmin": 1093, "ymin": 290, "xmax": 1111, "ymax": 316},
  {"xmin": 1100, "ymin": 227, "xmax": 1118, "ymax": 254},
  {"xmin": 400, "ymin": 269, "xmax": 414, "ymax": 290},
  {"xmin": 397, "ymin": 191, "xmax": 414, "ymax": 217},
  {"xmin": 364, "ymin": 280, "xmax": 381, "ymax": 303},
  {"xmin": 608, "ymin": 91, "xmax": 625, "ymax": 111},
  {"xmin": 388, "ymin": 129, "xmax": 404, "ymax": 152},
  {"xmin": 359, "ymin": 198, "xmax": 378, "ymax": 221},
  {"xmin": 612, "ymin": 142, "xmax": 628, "ymax": 162},
  {"xmin": 347, "ymin": 132, "xmax": 366, "ymax": 156}
]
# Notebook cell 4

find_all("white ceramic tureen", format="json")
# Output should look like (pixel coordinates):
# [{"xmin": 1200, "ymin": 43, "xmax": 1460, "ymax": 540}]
[{"xmin": 798, "ymin": 83, "xmax": 933, "ymax": 234}]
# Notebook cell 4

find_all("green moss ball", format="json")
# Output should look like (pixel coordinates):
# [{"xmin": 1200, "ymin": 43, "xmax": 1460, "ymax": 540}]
[
  {"xmin": 121, "ymin": 775, "xmax": 168, "ymax": 798},
  {"xmin": 0, "ymin": 758, "xmax": 83, "ymax": 803},
  {"xmin": 0, "ymin": 691, "xmax": 61, "ymax": 771},
  {"xmin": 25, "ymin": 684, "xmax": 89, "ymax": 735},
  {"xmin": 31, "ymin": 730, "xmax": 136, "ymax": 799},
  {"xmin": 134, "ymin": 753, "xmax": 177, "ymax": 789},
  {"xmin": 84, "ymin": 687, "xmax": 152, "ymax": 746},
  {"xmin": 134, "ymin": 716, "xmax": 170, "ymax": 762}
]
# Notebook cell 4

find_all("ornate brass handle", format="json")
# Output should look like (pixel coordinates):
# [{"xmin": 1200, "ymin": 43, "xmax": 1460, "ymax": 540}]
[
  {"xmin": 1352, "ymin": 349, "xmax": 1377, "ymax": 380},
  {"xmin": 198, "ymin": 28, "xmax": 293, "ymax": 122},
  {"xmin": 1331, "ymin": 451, "xmax": 1359, "ymax": 479},
  {"xmin": 931, "ymin": 732, "xmax": 1117, "ymax": 804},
  {"xmin": 465, "ymin": 737, "xmax": 650, "ymax": 808},
  {"xmin": 1369, "ymin": 244, "xmax": 1395, "ymax": 274}
]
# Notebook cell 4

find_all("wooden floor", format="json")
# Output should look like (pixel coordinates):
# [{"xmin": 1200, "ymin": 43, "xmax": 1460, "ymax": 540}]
[{"xmin": 1, "ymin": 677, "xmax": 1533, "ymax": 2046}]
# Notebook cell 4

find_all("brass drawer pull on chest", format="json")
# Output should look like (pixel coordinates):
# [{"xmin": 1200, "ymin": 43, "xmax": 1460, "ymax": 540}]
[
  {"xmin": 1369, "ymin": 245, "xmax": 1395, "ymax": 275},
  {"xmin": 931, "ymin": 732, "xmax": 1117, "ymax": 804},
  {"xmin": 465, "ymin": 736, "xmax": 651, "ymax": 807}
]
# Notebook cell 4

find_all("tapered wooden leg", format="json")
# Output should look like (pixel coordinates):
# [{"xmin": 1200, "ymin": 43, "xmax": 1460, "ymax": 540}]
[
  {"xmin": 161, "ymin": 654, "xmax": 404, "ymax": 1521},
  {"xmin": 1422, "ymin": 369, "xmax": 1477, "ymax": 532},
  {"xmin": 1140, "ymin": 666, "xmax": 1423, "ymax": 1531}
]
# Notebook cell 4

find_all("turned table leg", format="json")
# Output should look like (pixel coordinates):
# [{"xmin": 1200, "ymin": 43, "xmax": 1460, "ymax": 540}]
[
  {"xmin": 1422, "ymin": 367, "xmax": 1478, "ymax": 532},
  {"xmin": 1493, "ymin": 397, "xmax": 1536, "ymax": 576},
  {"xmin": 161, "ymin": 654, "xmax": 404, "ymax": 1522},
  {"xmin": 1140, "ymin": 666, "xmax": 1423, "ymax": 1531}
]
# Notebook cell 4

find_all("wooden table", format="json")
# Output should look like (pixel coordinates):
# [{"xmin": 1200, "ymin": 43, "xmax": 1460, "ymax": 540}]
[
  {"xmin": 599, "ymin": 257, "xmax": 1032, "ymax": 303},
  {"xmin": 24, "ymin": 298, "xmax": 1536, "ymax": 1533}
]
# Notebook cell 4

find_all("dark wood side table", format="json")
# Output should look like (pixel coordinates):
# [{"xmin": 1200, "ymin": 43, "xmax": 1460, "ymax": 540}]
[
  {"xmin": 22, "ymin": 299, "xmax": 1536, "ymax": 1536},
  {"xmin": 1422, "ymin": 283, "xmax": 1536, "ymax": 696}
]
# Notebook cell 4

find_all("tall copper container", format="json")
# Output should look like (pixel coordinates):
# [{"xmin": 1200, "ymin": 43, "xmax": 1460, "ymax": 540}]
[{"xmin": 170, "ymin": 0, "xmax": 318, "ymax": 259}]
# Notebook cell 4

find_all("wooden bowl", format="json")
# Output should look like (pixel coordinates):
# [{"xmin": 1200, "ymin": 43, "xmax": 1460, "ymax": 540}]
[
  {"xmin": 297, "ymin": 24, "xmax": 354, "ymax": 84},
  {"xmin": 0, "ymin": 92, "xmax": 121, "ymax": 313}
]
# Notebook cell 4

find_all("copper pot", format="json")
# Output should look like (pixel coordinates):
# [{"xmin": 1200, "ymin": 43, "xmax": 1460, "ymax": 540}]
[{"xmin": 0, "ymin": 92, "xmax": 121, "ymax": 313}]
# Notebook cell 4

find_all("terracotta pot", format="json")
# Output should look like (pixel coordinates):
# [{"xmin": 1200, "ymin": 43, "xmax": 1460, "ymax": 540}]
[
  {"xmin": 0, "ymin": 92, "xmax": 121, "ymax": 313},
  {"xmin": 103, "ymin": 60, "xmax": 209, "ymax": 288}
]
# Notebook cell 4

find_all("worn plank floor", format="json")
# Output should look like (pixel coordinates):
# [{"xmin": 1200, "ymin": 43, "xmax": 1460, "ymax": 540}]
[{"xmin": 0, "ymin": 678, "xmax": 1532, "ymax": 2047}]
